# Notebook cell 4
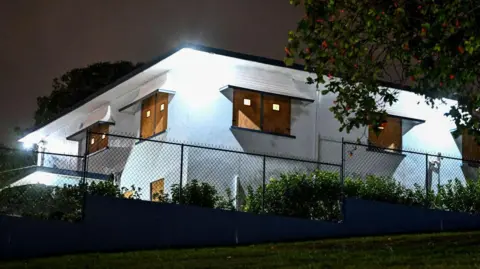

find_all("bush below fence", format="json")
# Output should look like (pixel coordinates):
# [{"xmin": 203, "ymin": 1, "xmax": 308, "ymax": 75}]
[
  {"xmin": 1, "ymin": 169, "xmax": 480, "ymax": 222},
  {"xmin": 0, "ymin": 182, "xmax": 141, "ymax": 222}
]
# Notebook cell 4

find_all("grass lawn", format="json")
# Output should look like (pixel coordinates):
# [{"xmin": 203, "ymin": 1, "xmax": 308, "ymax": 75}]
[{"xmin": 2, "ymin": 231, "xmax": 480, "ymax": 269}]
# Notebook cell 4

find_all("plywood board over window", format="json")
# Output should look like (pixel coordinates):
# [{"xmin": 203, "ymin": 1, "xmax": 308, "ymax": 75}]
[
  {"xmin": 150, "ymin": 178, "xmax": 165, "ymax": 202},
  {"xmin": 262, "ymin": 94, "xmax": 291, "ymax": 135},
  {"xmin": 140, "ymin": 92, "xmax": 169, "ymax": 139},
  {"xmin": 462, "ymin": 131, "xmax": 480, "ymax": 161},
  {"xmin": 87, "ymin": 123, "xmax": 110, "ymax": 154},
  {"xmin": 232, "ymin": 89, "xmax": 261, "ymax": 130},
  {"xmin": 154, "ymin": 92, "xmax": 169, "ymax": 134},
  {"xmin": 140, "ymin": 94, "xmax": 156, "ymax": 138},
  {"xmin": 124, "ymin": 191, "xmax": 134, "ymax": 199},
  {"xmin": 368, "ymin": 117, "xmax": 402, "ymax": 150}
]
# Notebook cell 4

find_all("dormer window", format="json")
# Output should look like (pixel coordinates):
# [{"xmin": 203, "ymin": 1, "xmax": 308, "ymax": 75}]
[
  {"xmin": 232, "ymin": 88, "xmax": 291, "ymax": 136},
  {"xmin": 87, "ymin": 123, "xmax": 109, "ymax": 154},
  {"xmin": 140, "ymin": 92, "xmax": 169, "ymax": 138},
  {"xmin": 368, "ymin": 116, "xmax": 402, "ymax": 151},
  {"xmin": 462, "ymin": 131, "xmax": 480, "ymax": 162}
]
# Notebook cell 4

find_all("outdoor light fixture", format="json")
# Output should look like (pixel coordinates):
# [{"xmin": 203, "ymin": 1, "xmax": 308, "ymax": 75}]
[
  {"xmin": 91, "ymin": 138, "xmax": 95, "ymax": 145},
  {"xmin": 160, "ymin": 104, "xmax": 165, "ymax": 111},
  {"xmin": 243, "ymin": 99, "xmax": 251, "ymax": 106},
  {"xmin": 146, "ymin": 110, "xmax": 151, "ymax": 117},
  {"xmin": 273, "ymin": 104, "xmax": 280, "ymax": 111},
  {"xmin": 102, "ymin": 134, "xmax": 106, "ymax": 139}
]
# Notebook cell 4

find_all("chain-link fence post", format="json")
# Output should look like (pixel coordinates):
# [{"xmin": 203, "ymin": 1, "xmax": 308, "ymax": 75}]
[
  {"xmin": 81, "ymin": 131, "xmax": 89, "ymax": 185},
  {"xmin": 424, "ymin": 153, "xmax": 429, "ymax": 208},
  {"xmin": 340, "ymin": 137, "xmax": 346, "ymax": 222},
  {"xmin": 81, "ymin": 131, "xmax": 90, "ymax": 221},
  {"xmin": 262, "ymin": 154, "xmax": 266, "ymax": 214},
  {"xmin": 179, "ymin": 143, "xmax": 184, "ymax": 204}
]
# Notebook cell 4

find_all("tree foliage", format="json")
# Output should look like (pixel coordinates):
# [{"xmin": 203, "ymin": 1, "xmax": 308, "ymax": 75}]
[
  {"xmin": 34, "ymin": 61, "xmax": 142, "ymax": 127},
  {"xmin": 0, "ymin": 148, "xmax": 36, "ymax": 188},
  {"xmin": 286, "ymin": 0, "xmax": 480, "ymax": 139}
]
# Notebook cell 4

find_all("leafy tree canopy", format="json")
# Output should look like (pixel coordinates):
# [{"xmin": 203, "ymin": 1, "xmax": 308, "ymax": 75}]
[
  {"xmin": 286, "ymin": 0, "xmax": 480, "ymax": 140},
  {"xmin": 34, "ymin": 61, "xmax": 143, "ymax": 127}
]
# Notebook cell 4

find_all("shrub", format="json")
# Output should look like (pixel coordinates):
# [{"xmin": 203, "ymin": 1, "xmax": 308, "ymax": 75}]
[
  {"xmin": 437, "ymin": 178, "xmax": 480, "ymax": 214},
  {"xmin": 243, "ymin": 185, "xmax": 262, "ymax": 214},
  {"xmin": 0, "ymin": 180, "xmax": 140, "ymax": 222},
  {"xmin": 216, "ymin": 188, "xmax": 236, "ymax": 211},
  {"xmin": 244, "ymin": 170, "xmax": 480, "ymax": 221},
  {"xmin": 344, "ymin": 176, "xmax": 428, "ymax": 207},
  {"xmin": 161, "ymin": 180, "xmax": 236, "ymax": 210},
  {"xmin": 170, "ymin": 179, "xmax": 218, "ymax": 208},
  {"xmin": 0, "ymin": 184, "xmax": 55, "ymax": 219},
  {"xmin": 244, "ymin": 170, "xmax": 342, "ymax": 221}
]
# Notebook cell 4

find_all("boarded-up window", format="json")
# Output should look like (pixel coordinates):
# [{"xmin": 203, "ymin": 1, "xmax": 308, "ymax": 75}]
[
  {"xmin": 140, "ymin": 95, "xmax": 155, "ymax": 138},
  {"xmin": 154, "ymin": 93, "xmax": 168, "ymax": 134},
  {"xmin": 368, "ymin": 116, "xmax": 402, "ymax": 150},
  {"xmin": 263, "ymin": 94, "xmax": 291, "ymax": 135},
  {"xmin": 462, "ymin": 132, "xmax": 480, "ymax": 161},
  {"xmin": 87, "ymin": 123, "xmax": 109, "ymax": 154},
  {"xmin": 150, "ymin": 178, "xmax": 165, "ymax": 202},
  {"xmin": 233, "ymin": 89, "xmax": 261, "ymax": 130},
  {"xmin": 124, "ymin": 191, "xmax": 134, "ymax": 199},
  {"xmin": 232, "ymin": 88, "xmax": 292, "ymax": 136},
  {"xmin": 140, "ymin": 92, "xmax": 169, "ymax": 138}
]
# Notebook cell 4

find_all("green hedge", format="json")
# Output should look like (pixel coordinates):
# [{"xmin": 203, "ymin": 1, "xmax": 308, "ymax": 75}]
[
  {"xmin": 153, "ymin": 179, "xmax": 236, "ymax": 211},
  {"xmin": 3, "ymin": 171, "xmax": 479, "ymax": 223},
  {"xmin": 243, "ymin": 171, "xmax": 480, "ymax": 221},
  {"xmin": 0, "ymin": 181, "xmax": 140, "ymax": 222}
]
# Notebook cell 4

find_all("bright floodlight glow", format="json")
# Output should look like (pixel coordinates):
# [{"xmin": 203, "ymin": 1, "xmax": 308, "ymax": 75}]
[{"xmin": 22, "ymin": 142, "xmax": 34, "ymax": 150}]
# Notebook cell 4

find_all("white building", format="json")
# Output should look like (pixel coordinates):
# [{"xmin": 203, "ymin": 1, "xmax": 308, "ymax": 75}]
[{"xmin": 16, "ymin": 44, "xmax": 478, "ymax": 201}]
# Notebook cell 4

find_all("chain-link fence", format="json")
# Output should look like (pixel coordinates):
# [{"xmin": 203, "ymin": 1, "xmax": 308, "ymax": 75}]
[
  {"xmin": 343, "ymin": 141, "xmax": 480, "ymax": 213},
  {"xmin": 84, "ymin": 132, "xmax": 344, "ymax": 221},
  {"xmin": 4, "ymin": 132, "xmax": 480, "ymax": 224},
  {"xmin": 0, "ymin": 146, "xmax": 87, "ymax": 222}
]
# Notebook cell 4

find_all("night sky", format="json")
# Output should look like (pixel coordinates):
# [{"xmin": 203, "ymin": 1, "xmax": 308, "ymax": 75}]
[{"xmin": 0, "ymin": 0, "xmax": 302, "ymax": 144}]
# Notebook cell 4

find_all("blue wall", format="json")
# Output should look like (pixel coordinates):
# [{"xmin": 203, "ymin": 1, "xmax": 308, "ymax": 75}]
[{"xmin": 1, "ymin": 196, "xmax": 480, "ymax": 260}]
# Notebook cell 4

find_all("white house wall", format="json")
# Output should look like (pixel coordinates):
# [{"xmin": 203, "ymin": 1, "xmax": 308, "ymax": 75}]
[
  {"xmin": 161, "ymin": 65, "xmax": 318, "ymax": 157},
  {"xmin": 315, "ymin": 84, "xmax": 465, "ymax": 189},
  {"xmin": 119, "ymin": 139, "xmax": 184, "ymax": 200},
  {"xmin": 27, "ymin": 49, "xmax": 470, "ymax": 201}
]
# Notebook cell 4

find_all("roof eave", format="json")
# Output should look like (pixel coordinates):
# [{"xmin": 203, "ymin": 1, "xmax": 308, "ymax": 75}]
[{"xmin": 19, "ymin": 43, "xmax": 433, "ymax": 143}]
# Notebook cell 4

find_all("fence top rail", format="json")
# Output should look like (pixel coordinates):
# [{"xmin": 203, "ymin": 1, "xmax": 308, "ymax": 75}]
[
  {"xmin": 0, "ymin": 146, "xmax": 84, "ymax": 159},
  {"xmin": 342, "ymin": 140, "xmax": 478, "ymax": 163},
  {"xmin": 89, "ymin": 131, "xmax": 342, "ymax": 168}
]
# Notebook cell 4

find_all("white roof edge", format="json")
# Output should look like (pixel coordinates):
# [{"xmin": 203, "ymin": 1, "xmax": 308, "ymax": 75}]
[
  {"xmin": 65, "ymin": 104, "xmax": 114, "ymax": 140},
  {"xmin": 18, "ymin": 64, "xmax": 172, "ymax": 144},
  {"xmin": 118, "ymin": 72, "xmax": 171, "ymax": 112}
]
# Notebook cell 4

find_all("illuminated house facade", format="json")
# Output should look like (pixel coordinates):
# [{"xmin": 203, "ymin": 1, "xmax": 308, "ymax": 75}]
[{"xmin": 16, "ymin": 44, "xmax": 478, "ymax": 201}]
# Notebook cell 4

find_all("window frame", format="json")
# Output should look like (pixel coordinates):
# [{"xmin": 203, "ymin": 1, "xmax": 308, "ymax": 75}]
[
  {"xmin": 150, "ymin": 178, "xmax": 165, "ymax": 202},
  {"xmin": 231, "ymin": 88, "xmax": 294, "ymax": 138},
  {"xmin": 86, "ymin": 123, "xmax": 110, "ymax": 155},
  {"xmin": 461, "ymin": 131, "xmax": 480, "ymax": 165},
  {"xmin": 140, "ymin": 92, "xmax": 169, "ymax": 139},
  {"xmin": 367, "ymin": 116, "xmax": 403, "ymax": 153}
]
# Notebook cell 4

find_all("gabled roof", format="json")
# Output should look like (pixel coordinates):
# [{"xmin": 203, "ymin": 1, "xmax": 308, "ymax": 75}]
[{"xmin": 20, "ymin": 43, "xmax": 413, "ymax": 144}]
